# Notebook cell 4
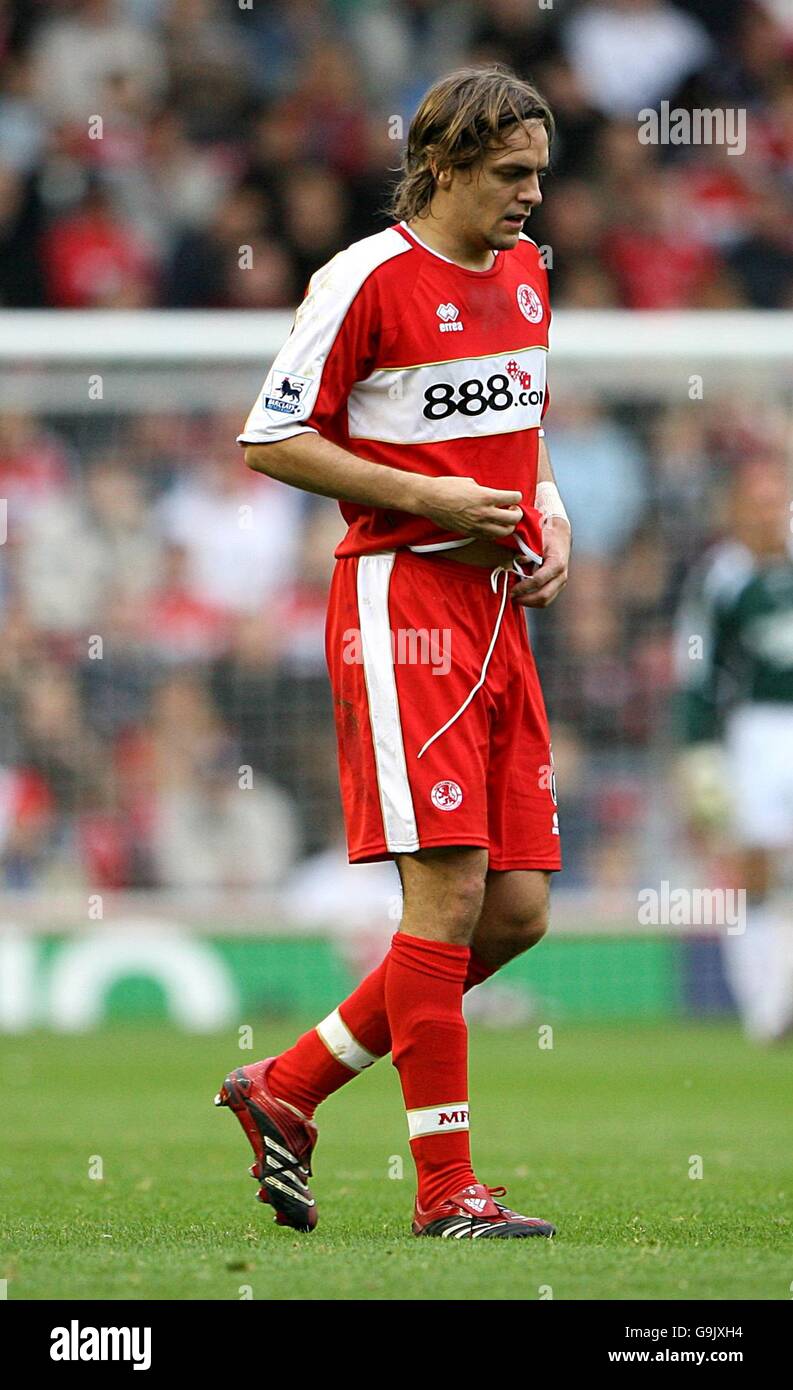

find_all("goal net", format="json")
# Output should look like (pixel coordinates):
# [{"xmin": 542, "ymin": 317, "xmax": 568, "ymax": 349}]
[{"xmin": 1, "ymin": 309, "xmax": 791, "ymax": 1028}]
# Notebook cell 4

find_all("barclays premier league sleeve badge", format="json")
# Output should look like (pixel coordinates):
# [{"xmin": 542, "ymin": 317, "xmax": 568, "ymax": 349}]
[{"xmin": 262, "ymin": 370, "xmax": 312, "ymax": 416}]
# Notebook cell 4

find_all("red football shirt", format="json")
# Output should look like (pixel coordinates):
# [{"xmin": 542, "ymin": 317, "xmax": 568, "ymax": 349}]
[{"xmin": 238, "ymin": 221, "xmax": 551, "ymax": 565}]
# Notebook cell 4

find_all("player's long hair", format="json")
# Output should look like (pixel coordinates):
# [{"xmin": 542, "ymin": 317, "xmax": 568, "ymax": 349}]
[{"xmin": 389, "ymin": 66, "xmax": 554, "ymax": 223}]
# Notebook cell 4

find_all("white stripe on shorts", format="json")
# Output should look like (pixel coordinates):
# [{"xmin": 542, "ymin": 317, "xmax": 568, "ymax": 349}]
[
  {"xmin": 316, "ymin": 1007, "xmax": 380, "ymax": 1072},
  {"xmin": 356, "ymin": 553, "xmax": 420, "ymax": 853}
]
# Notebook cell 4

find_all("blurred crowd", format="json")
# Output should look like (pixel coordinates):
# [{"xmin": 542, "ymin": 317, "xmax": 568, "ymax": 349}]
[
  {"xmin": 1, "ymin": 0, "xmax": 793, "ymax": 310},
  {"xmin": 2, "ymin": 0, "xmax": 793, "ymax": 898},
  {"xmin": 1, "ymin": 386, "xmax": 790, "ymax": 894},
  {"xmin": 0, "ymin": 405, "xmax": 349, "ymax": 892}
]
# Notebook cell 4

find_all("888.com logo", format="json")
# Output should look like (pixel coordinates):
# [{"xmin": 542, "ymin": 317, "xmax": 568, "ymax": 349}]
[{"xmin": 422, "ymin": 359, "xmax": 544, "ymax": 420}]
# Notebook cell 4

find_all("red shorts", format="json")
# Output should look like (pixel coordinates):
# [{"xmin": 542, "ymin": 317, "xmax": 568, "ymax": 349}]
[{"xmin": 325, "ymin": 548, "xmax": 561, "ymax": 872}]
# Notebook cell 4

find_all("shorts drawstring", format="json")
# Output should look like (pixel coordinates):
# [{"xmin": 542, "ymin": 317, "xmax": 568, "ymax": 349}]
[{"xmin": 416, "ymin": 562, "xmax": 526, "ymax": 761}]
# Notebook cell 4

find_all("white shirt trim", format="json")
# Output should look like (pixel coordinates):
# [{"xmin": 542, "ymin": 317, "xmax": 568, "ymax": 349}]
[{"xmin": 399, "ymin": 221, "xmax": 498, "ymax": 270}]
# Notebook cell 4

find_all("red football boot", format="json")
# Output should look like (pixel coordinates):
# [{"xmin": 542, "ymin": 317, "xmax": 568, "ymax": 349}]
[
  {"xmin": 214, "ymin": 1058, "xmax": 319, "ymax": 1232},
  {"xmin": 412, "ymin": 1183, "xmax": 556, "ymax": 1239}
]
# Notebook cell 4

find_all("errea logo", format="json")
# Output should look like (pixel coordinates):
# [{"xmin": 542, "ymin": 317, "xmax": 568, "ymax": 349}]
[{"xmin": 436, "ymin": 302, "xmax": 464, "ymax": 333}]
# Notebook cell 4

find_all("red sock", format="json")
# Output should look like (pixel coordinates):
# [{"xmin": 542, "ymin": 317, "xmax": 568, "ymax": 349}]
[
  {"xmin": 266, "ymin": 949, "xmax": 495, "ymax": 1119},
  {"xmin": 386, "ymin": 931, "xmax": 477, "ymax": 1209},
  {"xmin": 265, "ymin": 958, "xmax": 390, "ymax": 1118},
  {"xmin": 464, "ymin": 950, "xmax": 495, "ymax": 991}
]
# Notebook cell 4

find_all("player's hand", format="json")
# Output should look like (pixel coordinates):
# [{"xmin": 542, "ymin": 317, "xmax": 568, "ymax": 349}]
[
  {"xmin": 511, "ymin": 515, "xmax": 571, "ymax": 608},
  {"xmin": 419, "ymin": 475, "xmax": 524, "ymax": 539}
]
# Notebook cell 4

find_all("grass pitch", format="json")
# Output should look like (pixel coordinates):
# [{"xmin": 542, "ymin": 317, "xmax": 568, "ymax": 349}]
[{"xmin": 2, "ymin": 1021, "xmax": 791, "ymax": 1301}]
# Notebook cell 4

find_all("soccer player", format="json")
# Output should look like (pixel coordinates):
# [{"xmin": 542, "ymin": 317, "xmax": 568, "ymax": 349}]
[
  {"xmin": 675, "ymin": 459, "xmax": 793, "ymax": 1043},
  {"xmin": 216, "ymin": 66, "xmax": 571, "ymax": 1239}
]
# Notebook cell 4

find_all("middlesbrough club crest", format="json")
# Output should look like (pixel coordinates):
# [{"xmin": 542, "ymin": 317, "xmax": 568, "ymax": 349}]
[
  {"xmin": 516, "ymin": 283, "xmax": 544, "ymax": 323},
  {"xmin": 430, "ymin": 780, "xmax": 463, "ymax": 811}
]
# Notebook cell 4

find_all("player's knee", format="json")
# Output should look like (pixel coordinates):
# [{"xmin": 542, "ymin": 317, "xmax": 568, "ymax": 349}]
[
  {"xmin": 503, "ymin": 904, "xmax": 550, "ymax": 956},
  {"xmin": 523, "ymin": 908, "xmax": 550, "ymax": 949},
  {"xmin": 438, "ymin": 872, "xmax": 487, "ymax": 940},
  {"xmin": 399, "ymin": 850, "xmax": 487, "ymax": 942}
]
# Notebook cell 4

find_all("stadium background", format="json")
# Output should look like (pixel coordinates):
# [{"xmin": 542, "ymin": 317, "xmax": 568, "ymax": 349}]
[{"xmin": 0, "ymin": 0, "xmax": 792, "ymax": 1033}]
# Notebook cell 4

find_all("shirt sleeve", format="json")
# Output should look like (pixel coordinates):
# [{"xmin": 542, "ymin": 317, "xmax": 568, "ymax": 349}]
[{"xmin": 237, "ymin": 259, "xmax": 381, "ymax": 447}]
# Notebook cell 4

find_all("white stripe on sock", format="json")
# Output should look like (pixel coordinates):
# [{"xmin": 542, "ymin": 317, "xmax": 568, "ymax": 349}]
[
  {"xmin": 316, "ymin": 1007, "xmax": 380, "ymax": 1072},
  {"xmin": 406, "ymin": 1102, "xmax": 470, "ymax": 1138}
]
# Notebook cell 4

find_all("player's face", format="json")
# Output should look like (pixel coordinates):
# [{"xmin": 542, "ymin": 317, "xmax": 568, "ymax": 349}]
[
  {"xmin": 453, "ymin": 121, "xmax": 550, "ymax": 252},
  {"xmin": 734, "ymin": 466, "xmax": 792, "ymax": 557}
]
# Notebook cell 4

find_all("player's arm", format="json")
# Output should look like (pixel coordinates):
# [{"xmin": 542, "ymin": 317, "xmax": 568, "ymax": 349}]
[
  {"xmin": 511, "ymin": 436, "xmax": 571, "ymax": 609},
  {"xmin": 239, "ymin": 253, "xmax": 523, "ymax": 541},
  {"xmin": 244, "ymin": 434, "xmax": 525, "ymax": 542}
]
